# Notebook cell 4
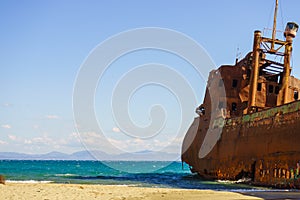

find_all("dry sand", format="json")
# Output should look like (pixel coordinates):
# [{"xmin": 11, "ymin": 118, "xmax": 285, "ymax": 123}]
[
  {"xmin": 2, "ymin": 183, "xmax": 300, "ymax": 200},
  {"xmin": 0, "ymin": 183, "xmax": 264, "ymax": 200}
]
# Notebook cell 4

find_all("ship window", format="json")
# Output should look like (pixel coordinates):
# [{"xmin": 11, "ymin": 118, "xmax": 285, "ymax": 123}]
[
  {"xmin": 275, "ymin": 86, "xmax": 280, "ymax": 94},
  {"xmin": 219, "ymin": 79, "xmax": 223, "ymax": 87},
  {"xmin": 232, "ymin": 79, "xmax": 238, "ymax": 88},
  {"xmin": 231, "ymin": 102, "xmax": 237, "ymax": 112},
  {"xmin": 218, "ymin": 102, "xmax": 224, "ymax": 109},
  {"xmin": 257, "ymin": 83, "xmax": 262, "ymax": 91},
  {"xmin": 294, "ymin": 91, "xmax": 299, "ymax": 100},
  {"xmin": 200, "ymin": 107, "xmax": 205, "ymax": 113},
  {"xmin": 246, "ymin": 69, "xmax": 251, "ymax": 79},
  {"xmin": 268, "ymin": 85, "xmax": 274, "ymax": 93},
  {"xmin": 199, "ymin": 106, "xmax": 205, "ymax": 115}
]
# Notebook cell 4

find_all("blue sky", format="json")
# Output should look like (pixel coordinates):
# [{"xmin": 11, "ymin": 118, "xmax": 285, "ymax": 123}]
[{"xmin": 1, "ymin": 0, "xmax": 300, "ymax": 155}]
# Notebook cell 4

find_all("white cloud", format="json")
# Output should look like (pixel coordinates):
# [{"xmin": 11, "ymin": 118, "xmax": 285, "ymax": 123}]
[
  {"xmin": 112, "ymin": 127, "xmax": 120, "ymax": 133},
  {"xmin": 69, "ymin": 132, "xmax": 80, "ymax": 142},
  {"xmin": 24, "ymin": 139, "xmax": 32, "ymax": 144},
  {"xmin": 32, "ymin": 136, "xmax": 52, "ymax": 144},
  {"xmin": 80, "ymin": 132, "xmax": 103, "ymax": 146},
  {"xmin": 107, "ymin": 138, "xmax": 129, "ymax": 149},
  {"xmin": 0, "ymin": 140, "xmax": 7, "ymax": 145},
  {"xmin": 21, "ymin": 133, "xmax": 81, "ymax": 149},
  {"xmin": 0, "ymin": 130, "xmax": 83, "ymax": 154},
  {"xmin": 1, "ymin": 124, "xmax": 11, "ymax": 129},
  {"xmin": 8, "ymin": 135, "xmax": 17, "ymax": 141},
  {"xmin": 3, "ymin": 103, "xmax": 12, "ymax": 107},
  {"xmin": 79, "ymin": 132, "xmax": 124, "ymax": 154},
  {"xmin": 132, "ymin": 138, "xmax": 145, "ymax": 145},
  {"xmin": 33, "ymin": 125, "xmax": 39, "ymax": 129},
  {"xmin": 45, "ymin": 115, "xmax": 59, "ymax": 119},
  {"xmin": 114, "ymin": 136, "xmax": 182, "ymax": 153}
]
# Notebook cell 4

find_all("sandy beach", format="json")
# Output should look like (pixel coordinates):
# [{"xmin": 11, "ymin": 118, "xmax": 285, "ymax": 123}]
[
  {"xmin": 0, "ymin": 183, "xmax": 265, "ymax": 200},
  {"xmin": 2, "ymin": 183, "xmax": 300, "ymax": 200},
  {"xmin": 3, "ymin": 182, "xmax": 300, "ymax": 200}
]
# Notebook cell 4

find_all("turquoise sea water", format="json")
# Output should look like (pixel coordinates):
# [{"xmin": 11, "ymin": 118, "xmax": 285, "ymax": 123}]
[{"xmin": 0, "ymin": 160, "xmax": 265, "ymax": 190}]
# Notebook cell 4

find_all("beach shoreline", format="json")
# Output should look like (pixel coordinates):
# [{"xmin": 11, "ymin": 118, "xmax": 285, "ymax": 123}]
[{"xmin": 3, "ymin": 182, "xmax": 300, "ymax": 200}]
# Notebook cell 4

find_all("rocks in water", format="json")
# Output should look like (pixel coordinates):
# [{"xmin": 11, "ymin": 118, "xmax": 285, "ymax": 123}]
[{"xmin": 0, "ymin": 175, "xmax": 5, "ymax": 184}]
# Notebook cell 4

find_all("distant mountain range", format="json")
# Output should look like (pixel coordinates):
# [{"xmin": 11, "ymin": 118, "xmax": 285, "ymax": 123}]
[{"xmin": 0, "ymin": 150, "xmax": 180, "ymax": 161}]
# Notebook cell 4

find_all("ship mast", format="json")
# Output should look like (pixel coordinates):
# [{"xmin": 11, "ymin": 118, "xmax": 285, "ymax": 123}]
[
  {"xmin": 271, "ymin": 0, "xmax": 278, "ymax": 52},
  {"xmin": 247, "ymin": 0, "xmax": 299, "ymax": 113}
]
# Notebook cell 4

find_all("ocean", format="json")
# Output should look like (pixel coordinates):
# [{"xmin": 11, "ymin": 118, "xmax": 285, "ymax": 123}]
[{"xmin": 0, "ymin": 160, "xmax": 267, "ymax": 191}]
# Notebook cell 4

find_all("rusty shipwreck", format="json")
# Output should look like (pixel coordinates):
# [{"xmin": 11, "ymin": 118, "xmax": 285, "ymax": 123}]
[{"xmin": 181, "ymin": 0, "xmax": 300, "ymax": 188}]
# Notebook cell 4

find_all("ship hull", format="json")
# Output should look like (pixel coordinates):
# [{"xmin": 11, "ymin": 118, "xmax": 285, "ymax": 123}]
[{"xmin": 182, "ymin": 100, "xmax": 300, "ymax": 188}]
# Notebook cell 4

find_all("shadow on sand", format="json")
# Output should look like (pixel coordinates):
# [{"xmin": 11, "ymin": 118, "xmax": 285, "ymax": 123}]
[{"xmin": 238, "ymin": 190, "xmax": 300, "ymax": 200}]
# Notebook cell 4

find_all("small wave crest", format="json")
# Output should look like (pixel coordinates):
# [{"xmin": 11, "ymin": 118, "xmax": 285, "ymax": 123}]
[
  {"xmin": 217, "ymin": 178, "xmax": 252, "ymax": 184},
  {"xmin": 55, "ymin": 174, "xmax": 78, "ymax": 177}
]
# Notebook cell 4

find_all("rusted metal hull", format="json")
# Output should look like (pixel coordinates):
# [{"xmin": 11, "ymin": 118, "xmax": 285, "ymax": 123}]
[{"xmin": 182, "ymin": 100, "xmax": 300, "ymax": 188}]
